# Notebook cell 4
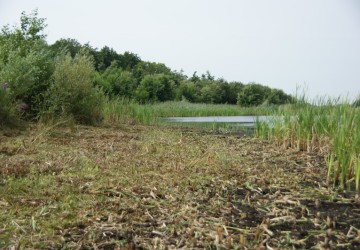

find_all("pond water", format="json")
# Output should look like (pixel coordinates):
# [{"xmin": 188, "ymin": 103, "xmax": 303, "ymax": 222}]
[
  {"xmin": 164, "ymin": 116, "xmax": 270, "ymax": 123},
  {"xmin": 162, "ymin": 116, "xmax": 276, "ymax": 130}
]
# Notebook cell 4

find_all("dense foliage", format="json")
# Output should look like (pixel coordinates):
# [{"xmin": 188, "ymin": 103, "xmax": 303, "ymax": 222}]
[
  {"xmin": 0, "ymin": 11, "xmax": 293, "ymax": 127},
  {"xmin": 43, "ymin": 52, "xmax": 105, "ymax": 125},
  {"xmin": 353, "ymin": 96, "xmax": 360, "ymax": 107}
]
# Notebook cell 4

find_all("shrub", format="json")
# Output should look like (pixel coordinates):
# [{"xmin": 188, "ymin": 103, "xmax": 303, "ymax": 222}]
[
  {"xmin": 267, "ymin": 88, "xmax": 293, "ymax": 105},
  {"xmin": 0, "ymin": 46, "xmax": 53, "ymax": 119},
  {"xmin": 102, "ymin": 64, "xmax": 138, "ymax": 98},
  {"xmin": 44, "ymin": 52, "xmax": 105, "ymax": 125},
  {"xmin": 237, "ymin": 83, "xmax": 271, "ymax": 106},
  {"xmin": 0, "ymin": 88, "xmax": 21, "ymax": 128},
  {"xmin": 176, "ymin": 80, "xmax": 198, "ymax": 102},
  {"xmin": 135, "ymin": 74, "xmax": 175, "ymax": 103},
  {"xmin": 0, "ymin": 10, "xmax": 53, "ymax": 119}
]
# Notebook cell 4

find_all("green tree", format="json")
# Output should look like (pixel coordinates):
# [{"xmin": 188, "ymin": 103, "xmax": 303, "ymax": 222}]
[
  {"xmin": 89, "ymin": 47, "xmax": 141, "ymax": 72},
  {"xmin": 197, "ymin": 80, "xmax": 229, "ymax": 104},
  {"xmin": 112, "ymin": 71, "xmax": 137, "ymax": 98},
  {"xmin": 133, "ymin": 61, "xmax": 172, "ymax": 82},
  {"xmin": 192, "ymin": 77, "xmax": 225, "ymax": 104},
  {"xmin": 136, "ymin": 74, "xmax": 175, "ymax": 103},
  {"xmin": 190, "ymin": 71, "xmax": 201, "ymax": 83},
  {"xmin": 92, "ymin": 72, "xmax": 112, "ymax": 95},
  {"xmin": 227, "ymin": 81, "xmax": 244, "ymax": 104},
  {"xmin": 191, "ymin": 78, "xmax": 212, "ymax": 103},
  {"xmin": 0, "ymin": 10, "xmax": 53, "ymax": 119},
  {"xmin": 0, "ymin": 10, "xmax": 47, "ymax": 64},
  {"xmin": 199, "ymin": 84, "xmax": 216, "ymax": 103},
  {"xmin": 176, "ymin": 80, "xmax": 198, "ymax": 102},
  {"xmin": 95, "ymin": 46, "xmax": 121, "ymax": 72},
  {"xmin": 49, "ymin": 38, "xmax": 83, "ymax": 58},
  {"xmin": 237, "ymin": 83, "xmax": 271, "ymax": 106},
  {"xmin": 0, "ymin": 47, "xmax": 53, "ymax": 117},
  {"xmin": 118, "ymin": 51, "xmax": 141, "ymax": 70},
  {"xmin": 201, "ymin": 70, "xmax": 215, "ymax": 81},
  {"xmin": 102, "ymin": 63, "xmax": 138, "ymax": 98},
  {"xmin": 267, "ymin": 88, "xmax": 292, "ymax": 105},
  {"xmin": 44, "ymin": 52, "xmax": 105, "ymax": 125},
  {"xmin": 215, "ymin": 79, "xmax": 232, "ymax": 104}
]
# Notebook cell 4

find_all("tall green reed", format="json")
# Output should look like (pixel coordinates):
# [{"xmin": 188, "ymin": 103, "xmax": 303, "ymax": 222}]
[
  {"xmin": 103, "ymin": 97, "xmax": 158, "ymax": 125},
  {"xmin": 104, "ymin": 98, "xmax": 275, "ymax": 126},
  {"xmin": 256, "ymin": 95, "xmax": 360, "ymax": 192}
]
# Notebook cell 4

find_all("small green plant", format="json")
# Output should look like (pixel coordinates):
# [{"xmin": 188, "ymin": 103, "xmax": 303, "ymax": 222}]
[{"xmin": 326, "ymin": 154, "xmax": 335, "ymax": 187}]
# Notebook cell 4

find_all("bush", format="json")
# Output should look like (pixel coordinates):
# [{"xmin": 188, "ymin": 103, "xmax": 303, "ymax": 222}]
[
  {"xmin": 44, "ymin": 52, "xmax": 105, "ymax": 125},
  {"xmin": 102, "ymin": 64, "xmax": 138, "ymax": 98},
  {"xmin": 0, "ymin": 88, "xmax": 21, "ymax": 128},
  {"xmin": 135, "ymin": 74, "xmax": 175, "ymax": 103},
  {"xmin": 237, "ymin": 83, "xmax": 271, "ymax": 106},
  {"xmin": 176, "ymin": 80, "xmax": 198, "ymax": 102},
  {"xmin": 0, "ymin": 46, "xmax": 53, "ymax": 119},
  {"xmin": 0, "ymin": 10, "xmax": 53, "ymax": 119}
]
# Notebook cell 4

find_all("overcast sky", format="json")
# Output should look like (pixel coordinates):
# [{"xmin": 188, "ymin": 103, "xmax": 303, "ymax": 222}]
[{"xmin": 1, "ymin": 0, "xmax": 359, "ymax": 101}]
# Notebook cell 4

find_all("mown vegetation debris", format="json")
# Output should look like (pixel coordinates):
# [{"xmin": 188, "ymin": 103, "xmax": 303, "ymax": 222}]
[{"xmin": 1, "ymin": 125, "xmax": 359, "ymax": 249}]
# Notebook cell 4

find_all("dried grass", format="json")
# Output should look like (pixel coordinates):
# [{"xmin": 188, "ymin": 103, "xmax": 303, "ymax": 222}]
[{"xmin": 1, "ymin": 125, "xmax": 359, "ymax": 249}]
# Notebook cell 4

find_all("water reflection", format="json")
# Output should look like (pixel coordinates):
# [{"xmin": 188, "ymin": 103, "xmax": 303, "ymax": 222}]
[{"xmin": 163, "ymin": 116, "xmax": 272, "ymax": 123}]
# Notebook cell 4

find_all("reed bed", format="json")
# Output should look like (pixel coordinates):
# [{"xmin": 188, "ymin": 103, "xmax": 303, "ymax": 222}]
[
  {"xmin": 256, "ymin": 96, "xmax": 360, "ymax": 192},
  {"xmin": 103, "ymin": 98, "xmax": 275, "ymax": 125}
]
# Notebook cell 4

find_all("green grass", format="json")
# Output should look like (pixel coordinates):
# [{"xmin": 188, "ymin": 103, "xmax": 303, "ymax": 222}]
[
  {"xmin": 103, "ymin": 98, "xmax": 276, "ymax": 125},
  {"xmin": 256, "ymin": 95, "xmax": 360, "ymax": 192}
]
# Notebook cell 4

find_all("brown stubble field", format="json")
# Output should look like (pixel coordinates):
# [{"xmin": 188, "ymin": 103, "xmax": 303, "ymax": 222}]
[{"xmin": 1, "ymin": 124, "xmax": 360, "ymax": 249}]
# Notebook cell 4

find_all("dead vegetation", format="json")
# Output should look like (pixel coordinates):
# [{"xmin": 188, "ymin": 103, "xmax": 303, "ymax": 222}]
[{"xmin": 1, "ymin": 125, "xmax": 360, "ymax": 249}]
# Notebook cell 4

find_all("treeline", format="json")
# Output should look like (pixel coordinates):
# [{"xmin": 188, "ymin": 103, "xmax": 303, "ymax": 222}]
[
  {"xmin": 0, "ymin": 11, "xmax": 294, "ymax": 126},
  {"xmin": 50, "ymin": 39, "xmax": 293, "ymax": 106}
]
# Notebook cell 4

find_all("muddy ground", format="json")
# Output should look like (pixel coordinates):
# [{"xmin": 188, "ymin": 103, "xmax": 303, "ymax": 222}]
[{"xmin": 0, "ymin": 124, "xmax": 359, "ymax": 249}]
